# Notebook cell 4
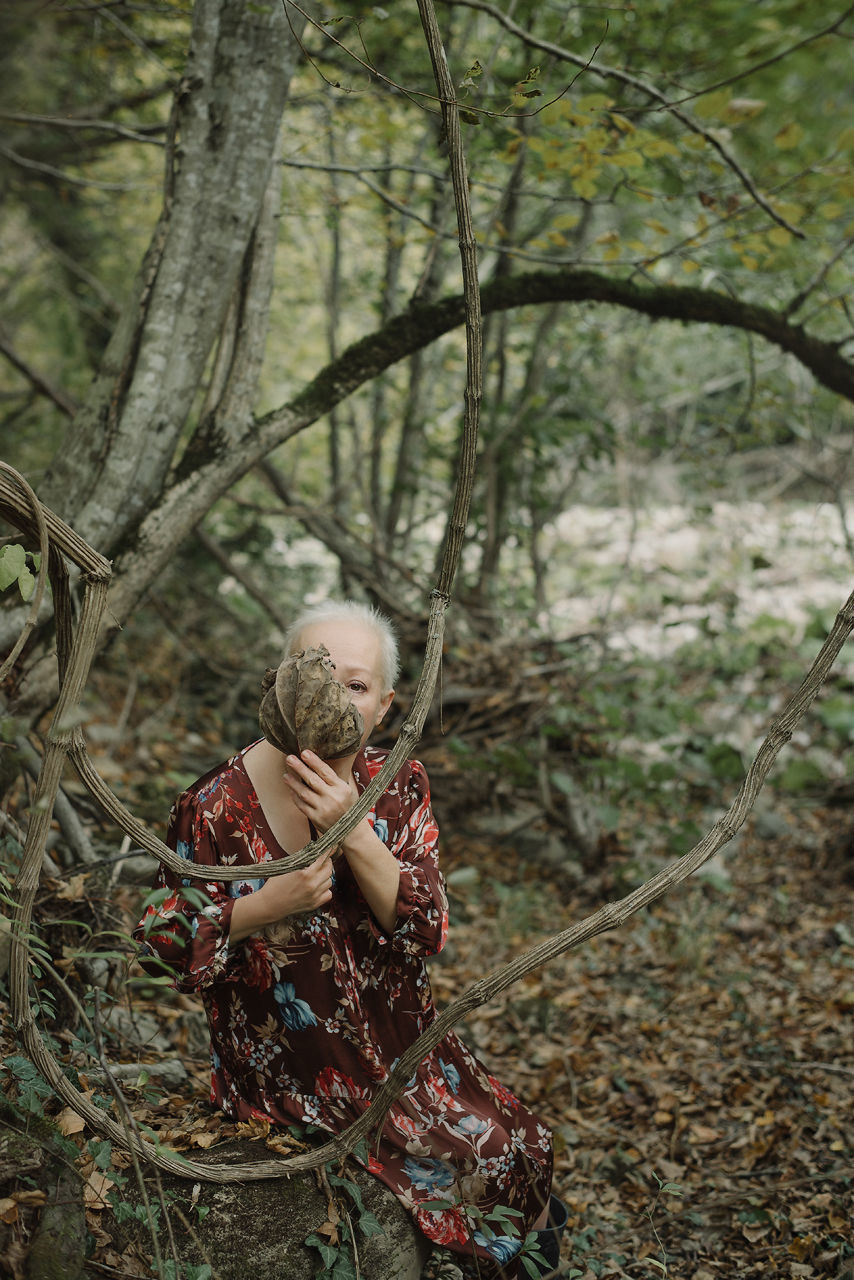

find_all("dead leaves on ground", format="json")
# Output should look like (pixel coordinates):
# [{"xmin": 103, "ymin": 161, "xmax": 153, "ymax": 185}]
[{"xmin": 437, "ymin": 821, "xmax": 853, "ymax": 1279}]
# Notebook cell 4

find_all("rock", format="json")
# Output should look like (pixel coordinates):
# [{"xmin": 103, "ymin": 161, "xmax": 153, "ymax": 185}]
[
  {"xmin": 100, "ymin": 1006, "xmax": 170, "ymax": 1055},
  {"xmin": 754, "ymin": 809, "xmax": 790, "ymax": 840},
  {"xmin": 87, "ymin": 1060, "xmax": 188, "ymax": 1089},
  {"xmin": 26, "ymin": 1171, "xmax": 87, "ymax": 1280},
  {"xmin": 107, "ymin": 1139, "xmax": 430, "ymax": 1280}
]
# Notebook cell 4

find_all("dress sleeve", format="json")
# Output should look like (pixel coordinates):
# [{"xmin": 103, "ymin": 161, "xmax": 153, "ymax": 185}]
[
  {"xmin": 132, "ymin": 791, "xmax": 241, "ymax": 994},
  {"xmin": 371, "ymin": 759, "xmax": 448, "ymax": 958}
]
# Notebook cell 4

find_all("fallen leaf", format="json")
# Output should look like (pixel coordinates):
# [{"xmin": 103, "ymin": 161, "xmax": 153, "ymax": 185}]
[
  {"xmin": 3, "ymin": 1239, "xmax": 28, "ymax": 1280},
  {"xmin": 84, "ymin": 1169, "xmax": 116, "ymax": 1210},
  {"xmin": 689, "ymin": 1124, "xmax": 720, "ymax": 1144},
  {"xmin": 56, "ymin": 1106, "xmax": 86, "ymax": 1135},
  {"xmin": 12, "ymin": 1189, "xmax": 47, "ymax": 1206},
  {"xmin": 0, "ymin": 1197, "xmax": 19, "ymax": 1224},
  {"xmin": 55, "ymin": 873, "xmax": 88, "ymax": 900},
  {"xmin": 742, "ymin": 1221, "xmax": 771, "ymax": 1243},
  {"xmin": 316, "ymin": 1220, "xmax": 339, "ymax": 1245},
  {"xmin": 788, "ymin": 1235, "xmax": 815, "ymax": 1262}
]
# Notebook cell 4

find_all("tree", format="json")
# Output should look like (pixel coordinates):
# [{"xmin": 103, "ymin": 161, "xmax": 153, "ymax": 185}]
[{"xmin": 2, "ymin": 0, "xmax": 854, "ymax": 712}]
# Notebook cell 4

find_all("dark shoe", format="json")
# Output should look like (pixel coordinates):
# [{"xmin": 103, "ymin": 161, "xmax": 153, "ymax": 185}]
[{"xmin": 518, "ymin": 1196, "xmax": 569, "ymax": 1278}]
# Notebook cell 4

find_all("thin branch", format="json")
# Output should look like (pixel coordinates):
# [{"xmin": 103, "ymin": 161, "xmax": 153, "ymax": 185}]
[
  {"xmin": 0, "ymin": 331, "xmax": 80, "ymax": 419},
  {"xmin": 785, "ymin": 233, "xmax": 854, "ymax": 318},
  {"xmin": 0, "ymin": 465, "xmax": 50, "ymax": 685},
  {"xmin": 0, "ymin": 141, "xmax": 156, "ymax": 192},
  {"xmin": 0, "ymin": 110, "xmax": 165, "ymax": 145},
  {"xmin": 193, "ymin": 525, "xmax": 291, "ymax": 632},
  {"xmin": 15, "ymin": 737, "xmax": 98, "ymax": 867},
  {"xmin": 662, "ymin": 5, "xmax": 854, "ymax": 109},
  {"xmin": 96, "ymin": 0, "xmax": 175, "ymax": 75}
]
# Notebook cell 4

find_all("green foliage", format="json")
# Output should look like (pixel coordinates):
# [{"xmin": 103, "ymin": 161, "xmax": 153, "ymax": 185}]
[
  {"xmin": 304, "ymin": 1164, "xmax": 389, "ymax": 1278},
  {"xmin": 0, "ymin": 544, "xmax": 39, "ymax": 601},
  {"xmin": 0, "ymin": 1054, "xmax": 53, "ymax": 1113}
]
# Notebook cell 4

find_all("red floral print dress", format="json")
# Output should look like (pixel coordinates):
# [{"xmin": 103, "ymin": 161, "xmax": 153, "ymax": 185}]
[{"xmin": 134, "ymin": 745, "xmax": 553, "ymax": 1274}]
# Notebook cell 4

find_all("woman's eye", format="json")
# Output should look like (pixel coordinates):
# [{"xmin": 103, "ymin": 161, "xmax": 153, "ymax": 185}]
[{"xmin": 348, "ymin": 682, "xmax": 367, "ymax": 694}]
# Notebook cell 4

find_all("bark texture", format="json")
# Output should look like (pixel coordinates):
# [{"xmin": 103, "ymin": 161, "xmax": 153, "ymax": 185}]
[{"xmin": 41, "ymin": 0, "xmax": 302, "ymax": 557}]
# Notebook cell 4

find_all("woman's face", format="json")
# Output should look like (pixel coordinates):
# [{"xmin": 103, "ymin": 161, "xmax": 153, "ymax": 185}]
[{"xmin": 297, "ymin": 619, "xmax": 394, "ymax": 749}]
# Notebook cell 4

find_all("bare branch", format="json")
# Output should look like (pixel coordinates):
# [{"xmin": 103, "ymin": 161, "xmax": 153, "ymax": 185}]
[
  {"xmin": 0, "ymin": 110, "xmax": 165, "ymax": 145},
  {"xmin": 663, "ymin": 4, "xmax": 854, "ymax": 108},
  {"xmin": 785, "ymin": 234, "xmax": 854, "ymax": 318},
  {"xmin": 0, "ymin": 141, "xmax": 156, "ymax": 192},
  {"xmin": 0, "ymin": 331, "xmax": 79, "ymax": 419}
]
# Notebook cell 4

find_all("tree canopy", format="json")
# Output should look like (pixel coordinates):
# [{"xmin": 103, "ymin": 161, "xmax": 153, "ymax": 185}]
[{"xmin": 1, "ymin": 0, "xmax": 853, "ymax": 694}]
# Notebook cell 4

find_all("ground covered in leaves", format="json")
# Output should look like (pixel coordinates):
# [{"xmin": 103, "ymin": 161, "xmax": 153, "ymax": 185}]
[
  {"xmin": 2, "ymin": 786, "xmax": 852, "ymax": 1280},
  {"xmin": 2, "ymin": 571, "xmax": 854, "ymax": 1280}
]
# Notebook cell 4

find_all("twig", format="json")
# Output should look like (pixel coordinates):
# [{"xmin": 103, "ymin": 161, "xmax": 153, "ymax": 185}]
[
  {"xmin": 0, "ymin": 331, "xmax": 79, "ymax": 418},
  {"xmin": 0, "ymin": 141, "xmax": 155, "ymax": 193},
  {"xmin": 15, "ymin": 736, "xmax": 98, "ymax": 866},
  {"xmin": 0, "ymin": 110, "xmax": 165, "ymax": 145},
  {"xmin": 0, "ymin": 465, "xmax": 50, "ymax": 685}
]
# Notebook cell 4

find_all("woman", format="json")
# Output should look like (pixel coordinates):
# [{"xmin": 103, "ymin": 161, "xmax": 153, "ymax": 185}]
[{"xmin": 134, "ymin": 601, "xmax": 564, "ymax": 1278}]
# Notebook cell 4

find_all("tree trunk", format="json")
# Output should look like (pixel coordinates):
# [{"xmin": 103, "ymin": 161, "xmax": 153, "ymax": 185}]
[{"xmin": 41, "ymin": 0, "xmax": 304, "ymax": 558}]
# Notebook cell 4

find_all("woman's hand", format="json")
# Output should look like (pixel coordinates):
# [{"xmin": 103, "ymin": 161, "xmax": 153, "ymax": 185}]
[
  {"xmin": 229, "ymin": 849, "xmax": 334, "ymax": 943},
  {"xmin": 282, "ymin": 750, "xmax": 361, "ymax": 835}
]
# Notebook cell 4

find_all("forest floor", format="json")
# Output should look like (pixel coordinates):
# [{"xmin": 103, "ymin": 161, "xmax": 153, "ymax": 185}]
[
  {"xmin": 2, "ymin": 497, "xmax": 854, "ymax": 1280},
  {"xmin": 2, "ymin": 769, "xmax": 852, "ymax": 1280}
]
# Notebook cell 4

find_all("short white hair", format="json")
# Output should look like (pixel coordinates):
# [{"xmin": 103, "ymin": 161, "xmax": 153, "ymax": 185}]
[{"xmin": 284, "ymin": 600, "xmax": 400, "ymax": 692}]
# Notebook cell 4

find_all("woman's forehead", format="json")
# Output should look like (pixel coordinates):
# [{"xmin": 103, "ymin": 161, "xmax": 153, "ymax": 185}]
[{"xmin": 298, "ymin": 619, "xmax": 383, "ymax": 673}]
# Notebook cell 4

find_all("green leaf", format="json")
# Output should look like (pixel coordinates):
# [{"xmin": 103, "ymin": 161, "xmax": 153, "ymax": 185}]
[
  {"xmin": 304, "ymin": 1234, "xmax": 338, "ymax": 1268},
  {"xmin": 778, "ymin": 756, "xmax": 826, "ymax": 793},
  {"xmin": 0, "ymin": 544, "xmax": 26, "ymax": 591},
  {"xmin": 356, "ymin": 1210, "xmax": 384, "ymax": 1239},
  {"xmin": 18, "ymin": 567, "xmax": 35, "ymax": 602}
]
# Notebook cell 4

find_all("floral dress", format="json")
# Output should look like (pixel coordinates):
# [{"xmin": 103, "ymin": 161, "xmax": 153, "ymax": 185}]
[{"xmin": 134, "ymin": 745, "xmax": 553, "ymax": 1274}]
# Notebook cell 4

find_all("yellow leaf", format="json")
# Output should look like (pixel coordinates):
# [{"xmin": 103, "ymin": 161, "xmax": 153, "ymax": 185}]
[
  {"xmin": 773, "ymin": 200, "xmax": 805, "ymax": 225},
  {"xmin": 642, "ymin": 138, "xmax": 680, "ymax": 158},
  {"xmin": 607, "ymin": 150, "xmax": 644, "ymax": 168},
  {"xmin": 603, "ymin": 244, "xmax": 621, "ymax": 261},
  {"xmin": 644, "ymin": 219, "xmax": 670, "ymax": 236},
  {"xmin": 694, "ymin": 90, "xmax": 731, "ymax": 120},
  {"xmin": 608, "ymin": 112, "xmax": 636, "ymax": 134},
  {"xmin": 578, "ymin": 93, "xmax": 614, "ymax": 112},
  {"xmin": 540, "ymin": 100, "xmax": 572, "ymax": 126},
  {"xmin": 572, "ymin": 175, "xmax": 598, "ymax": 199},
  {"xmin": 740, "ymin": 255, "xmax": 759, "ymax": 271},
  {"xmin": 775, "ymin": 121, "xmax": 804, "ymax": 150},
  {"xmin": 837, "ymin": 125, "xmax": 854, "ymax": 153},
  {"xmin": 552, "ymin": 213, "xmax": 581, "ymax": 231},
  {"xmin": 682, "ymin": 260, "xmax": 700, "ymax": 274},
  {"xmin": 548, "ymin": 231, "xmax": 568, "ymax": 247},
  {"xmin": 767, "ymin": 227, "xmax": 792, "ymax": 247},
  {"xmin": 594, "ymin": 230, "xmax": 619, "ymax": 244},
  {"xmin": 821, "ymin": 202, "xmax": 843, "ymax": 219}
]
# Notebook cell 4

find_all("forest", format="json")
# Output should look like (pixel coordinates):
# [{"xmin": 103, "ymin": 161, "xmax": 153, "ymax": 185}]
[{"xmin": 1, "ymin": 0, "xmax": 853, "ymax": 1277}]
